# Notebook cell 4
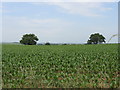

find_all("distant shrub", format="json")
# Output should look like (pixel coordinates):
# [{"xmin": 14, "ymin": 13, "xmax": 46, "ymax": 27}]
[
  {"xmin": 62, "ymin": 43, "xmax": 67, "ymax": 45},
  {"xmin": 45, "ymin": 42, "xmax": 50, "ymax": 45}
]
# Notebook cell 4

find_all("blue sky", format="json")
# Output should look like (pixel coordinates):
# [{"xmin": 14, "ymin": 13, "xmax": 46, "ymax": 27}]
[{"xmin": 2, "ymin": 2, "xmax": 118, "ymax": 43}]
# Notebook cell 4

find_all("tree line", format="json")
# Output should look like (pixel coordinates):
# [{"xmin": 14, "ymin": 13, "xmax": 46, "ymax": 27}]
[{"xmin": 20, "ymin": 33, "xmax": 106, "ymax": 45}]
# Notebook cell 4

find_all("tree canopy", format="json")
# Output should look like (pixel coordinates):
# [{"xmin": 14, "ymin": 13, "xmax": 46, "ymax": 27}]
[
  {"xmin": 87, "ymin": 33, "xmax": 105, "ymax": 44},
  {"xmin": 20, "ymin": 34, "xmax": 39, "ymax": 45}
]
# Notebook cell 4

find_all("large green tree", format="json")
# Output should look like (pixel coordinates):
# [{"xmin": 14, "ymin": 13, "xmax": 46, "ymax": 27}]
[
  {"xmin": 87, "ymin": 33, "xmax": 105, "ymax": 44},
  {"xmin": 20, "ymin": 34, "xmax": 39, "ymax": 45}
]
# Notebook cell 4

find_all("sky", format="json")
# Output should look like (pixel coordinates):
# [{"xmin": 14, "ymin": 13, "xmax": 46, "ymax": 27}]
[{"xmin": 1, "ymin": 1, "xmax": 118, "ymax": 43}]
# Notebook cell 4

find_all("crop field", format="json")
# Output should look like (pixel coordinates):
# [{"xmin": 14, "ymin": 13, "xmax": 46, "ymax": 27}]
[{"xmin": 2, "ymin": 44, "xmax": 119, "ymax": 88}]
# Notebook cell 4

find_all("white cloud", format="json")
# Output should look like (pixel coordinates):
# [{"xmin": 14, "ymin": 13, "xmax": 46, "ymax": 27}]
[
  {"xmin": 1, "ymin": 1, "xmax": 115, "ymax": 17},
  {"xmin": 2, "ymin": 1, "xmax": 118, "ymax": 43},
  {"xmin": 1, "ymin": 0, "xmax": 119, "ymax": 2},
  {"xmin": 33, "ymin": 2, "xmax": 113, "ymax": 17},
  {"xmin": 0, "ymin": 3, "xmax": 2, "ymax": 13},
  {"xmin": 2, "ymin": 16, "xmax": 74, "ymax": 42},
  {"xmin": 17, "ymin": 17, "xmax": 71, "ymax": 28},
  {"xmin": 30, "ymin": 19, "xmax": 57, "ymax": 23},
  {"xmin": 0, "ymin": 3, "xmax": 9, "ymax": 14},
  {"xmin": 2, "ymin": 15, "xmax": 117, "ymax": 43}
]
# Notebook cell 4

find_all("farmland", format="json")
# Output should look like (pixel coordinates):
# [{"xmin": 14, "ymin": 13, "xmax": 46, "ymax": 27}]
[{"xmin": 2, "ymin": 44, "xmax": 119, "ymax": 88}]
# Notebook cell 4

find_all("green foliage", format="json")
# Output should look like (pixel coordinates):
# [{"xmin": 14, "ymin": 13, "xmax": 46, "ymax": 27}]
[
  {"xmin": 45, "ymin": 42, "xmax": 50, "ymax": 45},
  {"xmin": 87, "ymin": 40, "xmax": 92, "ymax": 44},
  {"xmin": 2, "ymin": 44, "xmax": 119, "ymax": 88},
  {"xmin": 87, "ymin": 33, "xmax": 105, "ymax": 44},
  {"xmin": 20, "ymin": 34, "xmax": 39, "ymax": 45}
]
